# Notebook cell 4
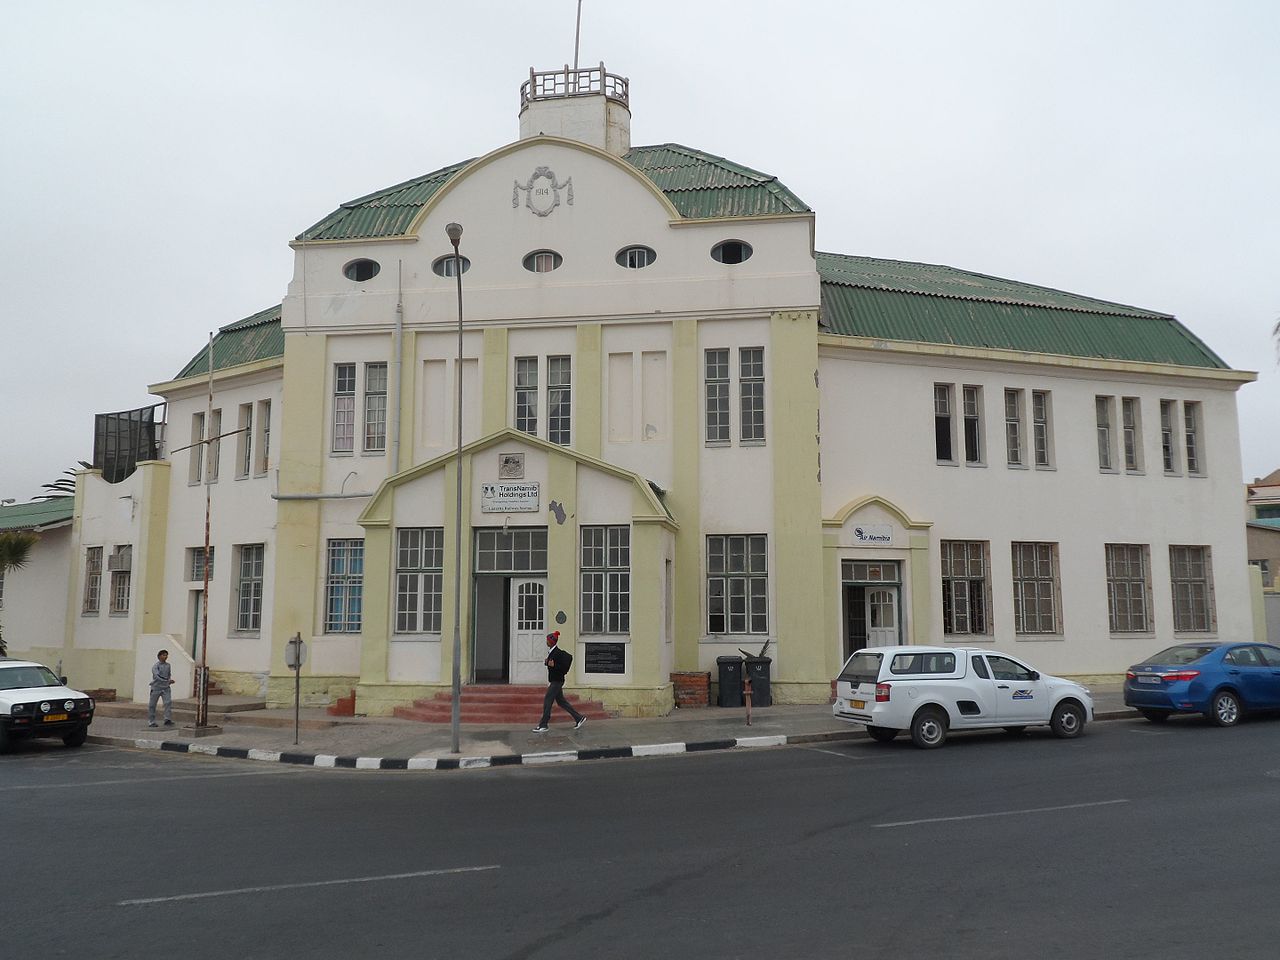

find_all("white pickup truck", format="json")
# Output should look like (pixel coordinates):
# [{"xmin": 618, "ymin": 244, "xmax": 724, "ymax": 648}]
[{"xmin": 833, "ymin": 644, "xmax": 1093, "ymax": 749}]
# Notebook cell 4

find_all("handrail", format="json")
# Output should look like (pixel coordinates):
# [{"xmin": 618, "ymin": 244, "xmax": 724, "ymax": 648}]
[{"xmin": 520, "ymin": 62, "xmax": 629, "ymax": 108}]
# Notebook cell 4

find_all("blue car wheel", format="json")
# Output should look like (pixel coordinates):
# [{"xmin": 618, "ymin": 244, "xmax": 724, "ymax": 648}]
[{"xmin": 1209, "ymin": 689, "xmax": 1241, "ymax": 727}]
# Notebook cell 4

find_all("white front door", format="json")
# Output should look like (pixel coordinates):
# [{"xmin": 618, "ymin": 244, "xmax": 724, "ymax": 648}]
[
  {"xmin": 865, "ymin": 587, "xmax": 899, "ymax": 647},
  {"xmin": 510, "ymin": 578, "xmax": 547, "ymax": 685}
]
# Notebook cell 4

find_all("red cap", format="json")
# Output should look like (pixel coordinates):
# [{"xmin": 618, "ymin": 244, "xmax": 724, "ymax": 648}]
[{"xmin": 546, "ymin": 630, "xmax": 560, "ymax": 647}]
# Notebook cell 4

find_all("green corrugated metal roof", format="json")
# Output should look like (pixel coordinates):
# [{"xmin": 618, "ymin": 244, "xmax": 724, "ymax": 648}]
[
  {"xmin": 295, "ymin": 143, "xmax": 810, "ymax": 241},
  {"xmin": 817, "ymin": 253, "xmax": 1227, "ymax": 369},
  {"xmin": 175, "ymin": 304, "xmax": 284, "ymax": 380},
  {"xmin": 0, "ymin": 499, "xmax": 74, "ymax": 532}
]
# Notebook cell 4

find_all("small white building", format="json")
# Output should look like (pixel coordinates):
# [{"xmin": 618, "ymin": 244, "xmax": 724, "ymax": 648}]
[{"xmin": 14, "ymin": 64, "xmax": 1258, "ymax": 712}]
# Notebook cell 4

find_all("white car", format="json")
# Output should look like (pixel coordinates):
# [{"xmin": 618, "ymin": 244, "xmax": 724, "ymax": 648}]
[
  {"xmin": 832, "ymin": 645, "xmax": 1093, "ymax": 748},
  {"xmin": 0, "ymin": 658, "xmax": 96, "ymax": 752}
]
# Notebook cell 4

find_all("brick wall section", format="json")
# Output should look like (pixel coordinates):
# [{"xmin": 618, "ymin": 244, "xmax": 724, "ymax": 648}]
[
  {"xmin": 83, "ymin": 688, "xmax": 117, "ymax": 702},
  {"xmin": 327, "ymin": 689, "xmax": 356, "ymax": 717},
  {"xmin": 671, "ymin": 671, "xmax": 710, "ymax": 708}
]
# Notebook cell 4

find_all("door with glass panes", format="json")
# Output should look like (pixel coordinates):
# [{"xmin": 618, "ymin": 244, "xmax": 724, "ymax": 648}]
[{"xmin": 510, "ymin": 579, "xmax": 547, "ymax": 684}]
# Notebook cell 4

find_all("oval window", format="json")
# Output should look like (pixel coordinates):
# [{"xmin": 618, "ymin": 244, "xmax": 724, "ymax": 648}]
[
  {"xmin": 342, "ymin": 258, "xmax": 381, "ymax": 282},
  {"xmin": 616, "ymin": 245, "xmax": 656, "ymax": 269},
  {"xmin": 522, "ymin": 250, "xmax": 563, "ymax": 273},
  {"xmin": 710, "ymin": 240, "xmax": 753, "ymax": 265},
  {"xmin": 432, "ymin": 254, "xmax": 471, "ymax": 278}
]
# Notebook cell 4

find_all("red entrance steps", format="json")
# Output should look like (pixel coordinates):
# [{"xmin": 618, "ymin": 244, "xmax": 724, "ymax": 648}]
[{"xmin": 393, "ymin": 684, "xmax": 612, "ymax": 725}]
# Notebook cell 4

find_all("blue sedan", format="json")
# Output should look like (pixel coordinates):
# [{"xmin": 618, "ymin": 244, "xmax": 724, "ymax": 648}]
[{"xmin": 1125, "ymin": 642, "xmax": 1280, "ymax": 726}]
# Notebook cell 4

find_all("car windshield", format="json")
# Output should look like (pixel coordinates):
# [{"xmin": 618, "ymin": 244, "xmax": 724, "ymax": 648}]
[
  {"xmin": 0, "ymin": 665, "xmax": 62, "ymax": 690},
  {"xmin": 838, "ymin": 651, "xmax": 882, "ymax": 684},
  {"xmin": 1140, "ymin": 644, "xmax": 1218, "ymax": 666}
]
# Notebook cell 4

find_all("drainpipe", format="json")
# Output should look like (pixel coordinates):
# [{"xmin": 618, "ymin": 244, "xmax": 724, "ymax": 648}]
[{"xmin": 270, "ymin": 470, "xmax": 374, "ymax": 501}]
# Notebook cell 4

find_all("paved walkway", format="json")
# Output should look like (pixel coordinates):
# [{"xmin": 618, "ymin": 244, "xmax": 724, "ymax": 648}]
[{"xmin": 86, "ymin": 683, "xmax": 1135, "ymax": 770}]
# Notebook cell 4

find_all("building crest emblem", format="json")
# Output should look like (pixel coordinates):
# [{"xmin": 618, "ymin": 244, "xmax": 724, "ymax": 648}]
[{"xmin": 513, "ymin": 166, "xmax": 573, "ymax": 217}]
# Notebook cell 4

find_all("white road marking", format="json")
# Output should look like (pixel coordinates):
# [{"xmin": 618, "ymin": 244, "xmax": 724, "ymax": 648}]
[
  {"xmin": 874, "ymin": 798, "xmax": 1130, "ymax": 828},
  {"xmin": 800, "ymin": 746, "xmax": 872, "ymax": 760},
  {"xmin": 117, "ymin": 865, "xmax": 500, "ymax": 905},
  {"xmin": 0, "ymin": 768, "xmax": 296, "ymax": 792}
]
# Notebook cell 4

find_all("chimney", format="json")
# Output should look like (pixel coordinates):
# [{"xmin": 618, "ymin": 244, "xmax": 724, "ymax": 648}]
[{"xmin": 518, "ymin": 63, "xmax": 631, "ymax": 157}]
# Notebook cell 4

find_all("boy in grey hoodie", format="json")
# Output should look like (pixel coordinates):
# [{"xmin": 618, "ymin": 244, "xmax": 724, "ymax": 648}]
[{"xmin": 148, "ymin": 650, "xmax": 175, "ymax": 727}]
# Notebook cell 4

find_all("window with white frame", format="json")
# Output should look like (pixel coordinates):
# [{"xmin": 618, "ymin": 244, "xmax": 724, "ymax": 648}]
[
  {"xmin": 934, "ymin": 384, "xmax": 955, "ymax": 462},
  {"xmin": 581, "ymin": 526, "xmax": 630, "ymax": 634},
  {"xmin": 515, "ymin": 357, "xmax": 538, "ymax": 436},
  {"xmin": 1032, "ymin": 390, "xmax": 1052, "ymax": 467},
  {"xmin": 1183, "ymin": 401, "xmax": 1203, "ymax": 475},
  {"xmin": 1004, "ymin": 389, "xmax": 1024, "ymax": 466},
  {"xmin": 1096, "ymin": 396, "xmax": 1115, "ymax": 471},
  {"xmin": 1160, "ymin": 400, "xmax": 1179, "ymax": 473},
  {"xmin": 236, "ymin": 403, "xmax": 253, "ymax": 478},
  {"xmin": 1011, "ymin": 541, "xmax": 1060, "ymax": 634},
  {"xmin": 333, "ymin": 363, "xmax": 357, "ymax": 453},
  {"xmin": 548, "ymin": 356, "xmax": 572, "ymax": 446},
  {"xmin": 706, "ymin": 534, "xmax": 768, "ymax": 635},
  {"xmin": 234, "ymin": 543, "xmax": 265, "ymax": 632},
  {"xmin": 705, "ymin": 349, "xmax": 730, "ymax": 444},
  {"xmin": 1105, "ymin": 543, "xmax": 1151, "ymax": 633},
  {"xmin": 1170, "ymin": 545, "xmax": 1214, "ymax": 632},
  {"xmin": 739, "ymin": 347, "xmax": 766, "ymax": 443},
  {"xmin": 962, "ymin": 385, "xmax": 983, "ymax": 464},
  {"xmin": 189, "ymin": 412, "xmax": 205, "ymax": 484},
  {"xmin": 255, "ymin": 399, "xmax": 271, "ymax": 474},
  {"xmin": 395, "ymin": 528, "xmax": 443, "ymax": 633},
  {"xmin": 207, "ymin": 408, "xmax": 222, "ymax": 482},
  {"xmin": 941, "ymin": 541, "xmax": 991, "ymax": 635},
  {"xmin": 325, "ymin": 539, "xmax": 364, "ymax": 633},
  {"xmin": 364, "ymin": 362, "xmax": 388, "ymax": 452},
  {"xmin": 186, "ymin": 546, "xmax": 215, "ymax": 582},
  {"xmin": 82, "ymin": 546, "xmax": 102, "ymax": 615},
  {"xmin": 1122, "ymin": 398, "xmax": 1142, "ymax": 472},
  {"xmin": 108, "ymin": 545, "xmax": 132, "ymax": 616}
]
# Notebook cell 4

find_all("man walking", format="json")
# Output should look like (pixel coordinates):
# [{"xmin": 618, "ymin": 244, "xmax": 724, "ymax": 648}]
[
  {"xmin": 532, "ymin": 631, "xmax": 585, "ymax": 733},
  {"xmin": 148, "ymin": 649, "xmax": 175, "ymax": 728}
]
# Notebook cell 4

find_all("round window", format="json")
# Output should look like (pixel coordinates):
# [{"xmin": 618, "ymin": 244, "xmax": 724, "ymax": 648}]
[
  {"xmin": 522, "ymin": 250, "xmax": 563, "ymax": 273},
  {"xmin": 615, "ymin": 245, "xmax": 656, "ymax": 269},
  {"xmin": 710, "ymin": 240, "xmax": 753, "ymax": 265},
  {"xmin": 342, "ymin": 258, "xmax": 381, "ymax": 282},
  {"xmin": 432, "ymin": 254, "xmax": 471, "ymax": 278}
]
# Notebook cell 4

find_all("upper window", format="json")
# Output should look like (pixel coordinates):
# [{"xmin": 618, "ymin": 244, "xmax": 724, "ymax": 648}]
[
  {"xmin": 704, "ymin": 349, "xmax": 730, "ymax": 444},
  {"xmin": 523, "ymin": 250, "xmax": 563, "ymax": 273},
  {"xmin": 934, "ymin": 384, "xmax": 955, "ymax": 462},
  {"xmin": 1004, "ymin": 389, "xmax": 1024, "ymax": 466},
  {"xmin": 1160, "ymin": 400, "xmax": 1180, "ymax": 474},
  {"xmin": 82, "ymin": 546, "xmax": 103, "ymax": 616},
  {"xmin": 1096, "ymin": 396, "xmax": 1116, "ymax": 471},
  {"xmin": 548, "ymin": 356, "xmax": 572, "ymax": 446},
  {"xmin": 515, "ymin": 357, "xmax": 539, "ymax": 436},
  {"xmin": 186, "ymin": 546, "xmax": 215, "ymax": 582},
  {"xmin": 333, "ymin": 363, "xmax": 357, "ymax": 453},
  {"xmin": 342, "ymin": 258, "xmax": 380, "ymax": 282},
  {"xmin": 364, "ymin": 362, "xmax": 388, "ymax": 453},
  {"xmin": 108, "ymin": 545, "xmax": 132, "ymax": 616},
  {"xmin": 962, "ymin": 385, "xmax": 983, "ymax": 464},
  {"xmin": 739, "ymin": 347, "xmax": 766, "ymax": 443},
  {"xmin": 710, "ymin": 240, "xmax": 752, "ymax": 264},
  {"xmin": 1122, "ymin": 398, "xmax": 1143, "ymax": 472},
  {"xmin": 1183, "ymin": 401, "xmax": 1203, "ymax": 475},
  {"xmin": 615, "ymin": 246, "xmax": 656, "ymax": 269},
  {"xmin": 1031, "ymin": 390, "xmax": 1052, "ymax": 467},
  {"xmin": 431, "ymin": 255, "xmax": 471, "ymax": 278}
]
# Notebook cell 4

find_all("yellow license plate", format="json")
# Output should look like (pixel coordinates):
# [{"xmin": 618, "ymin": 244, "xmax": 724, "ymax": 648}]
[
  {"xmin": 43, "ymin": 713, "xmax": 68, "ymax": 722},
  {"xmin": 851, "ymin": 699, "xmax": 866, "ymax": 710}
]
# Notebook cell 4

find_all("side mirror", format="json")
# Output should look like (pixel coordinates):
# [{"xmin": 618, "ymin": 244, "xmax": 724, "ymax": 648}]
[
  {"xmin": 1028, "ymin": 671, "xmax": 1040, "ymax": 681},
  {"xmin": 60, "ymin": 676, "xmax": 68, "ymax": 685}
]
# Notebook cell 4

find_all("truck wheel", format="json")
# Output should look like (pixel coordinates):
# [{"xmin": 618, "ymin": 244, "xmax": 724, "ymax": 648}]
[
  {"xmin": 866, "ymin": 725, "xmax": 898, "ymax": 743},
  {"xmin": 1051, "ymin": 701, "xmax": 1085, "ymax": 738},
  {"xmin": 910, "ymin": 707, "xmax": 948, "ymax": 749},
  {"xmin": 63, "ymin": 726, "xmax": 88, "ymax": 748}
]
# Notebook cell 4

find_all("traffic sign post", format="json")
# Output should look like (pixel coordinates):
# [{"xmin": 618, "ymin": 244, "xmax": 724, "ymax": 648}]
[{"xmin": 285, "ymin": 633, "xmax": 307, "ymax": 746}]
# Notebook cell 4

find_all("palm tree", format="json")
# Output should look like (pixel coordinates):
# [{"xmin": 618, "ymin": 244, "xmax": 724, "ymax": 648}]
[
  {"xmin": 32, "ymin": 462, "xmax": 91, "ymax": 501},
  {"xmin": 0, "ymin": 531, "xmax": 38, "ymax": 656}
]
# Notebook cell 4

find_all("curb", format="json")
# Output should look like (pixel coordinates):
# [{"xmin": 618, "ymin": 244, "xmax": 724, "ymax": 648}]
[{"xmin": 84, "ymin": 709, "xmax": 1141, "ymax": 772}]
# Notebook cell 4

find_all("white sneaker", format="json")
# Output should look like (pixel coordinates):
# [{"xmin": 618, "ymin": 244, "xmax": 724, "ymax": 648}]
[{"xmin": 531, "ymin": 725, "xmax": 549, "ymax": 733}]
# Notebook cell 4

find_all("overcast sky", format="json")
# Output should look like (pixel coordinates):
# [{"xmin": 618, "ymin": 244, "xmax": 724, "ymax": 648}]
[{"xmin": 2, "ymin": 0, "xmax": 1277, "ymax": 503}]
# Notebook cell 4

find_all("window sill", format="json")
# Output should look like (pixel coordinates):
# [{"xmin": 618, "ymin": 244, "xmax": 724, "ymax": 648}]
[
  {"xmin": 705, "ymin": 441, "xmax": 731, "ymax": 448},
  {"xmin": 699, "ymin": 635, "xmax": 773, "ymax": 643},
  {"xmin": 1098, "ymin": 468, "xmax": 1119, "ymax": 475},
  {"xmin": 582, "ymin": 635, "xmax": 631, "ymax": 643},
  {"xmin": 361, "ymin": 450, "xmax": 387, "ymax": 458},
  {"xmin": 739, "ymin": 440, "xmax": 767, "ymax": 448},
  {"xmin": 936, "ymin": 460, "xmax": 958, "ymax": 467},
  {"xmin": 1125, "ymin": 470, "xmax": 1146, "ymax": 477},
  {"xmin": 942, "ymin": 635, "xmax": 994, "ymax": 643},
  {"xmin": 1014, "ymin": 634, "xmax": 1064, "ymax": 641},
  {"xmin": 1034, "ymin": 464, "xmax": 1056, "ymax": 472},
  {"xmin": 81, "ymin": 611, "xmax": 100, "ymax": 618},
  {"xmin": 1172, "ymin": 631, "xmax": 1217, "ymax": 639},
  {"xmin": 1109, "ymin": 631, "xmax": 1156, "ymax": 640},
  {"xmin": 1006, "ymin": 463, "xmax": 1028, "ymax": 471},
  {"xmin": 229, "ymin": 631, "xmax": 261, "ymax": 639},
  {"xmin": 965, "ymin": 461, "xmax": 987, "ymax": 469},
  {"xmin": 1188, "ymin": 472, "xmax": 1207, "ymax": 479},
  {"xmin": 329, "ymin": 451, "xmax": 355, "ymax": 458},
  {"xmin": 1163, "ymin": 471, "xmax": 1182, "ymax": 478},
  {"xmin": 108, "ymin": 612, "xmax": 130, "ymax": 618}
]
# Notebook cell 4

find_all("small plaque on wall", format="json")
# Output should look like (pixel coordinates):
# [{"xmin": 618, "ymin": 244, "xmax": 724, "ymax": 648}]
[
  {"xmin": 498, "ymin": 453, "xmax": 524, "ymax": 479},
  {"xmin": 584, "ymin": 642, "xmax": 626, "ymax": 675}
]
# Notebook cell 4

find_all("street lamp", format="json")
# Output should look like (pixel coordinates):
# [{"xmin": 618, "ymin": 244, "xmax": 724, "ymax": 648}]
[{"xmin": 446, "ymin": 222, "xmax": 464, "ymax": 754}]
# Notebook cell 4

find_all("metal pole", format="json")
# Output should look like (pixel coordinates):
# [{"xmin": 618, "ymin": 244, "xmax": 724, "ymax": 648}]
[
  {"xmin": 294, "ymin": 658, "xmax": 301, "ymax": 746},
  {"xmin": 446, "ymin": 223, "xmax": 465, "ymax": 754},
  {"xmin": 573, "ymin": 0, "xmax": 582, "ymax": 72},
  {"xmin": 198, "ymin": 331, "xmax": 213, "ymax": 728}
]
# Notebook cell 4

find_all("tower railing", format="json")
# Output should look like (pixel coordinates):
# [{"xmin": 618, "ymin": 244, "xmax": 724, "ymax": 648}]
[{"xmin": 520, "ymin": 63, "xmax": 629, "ymax": 109}]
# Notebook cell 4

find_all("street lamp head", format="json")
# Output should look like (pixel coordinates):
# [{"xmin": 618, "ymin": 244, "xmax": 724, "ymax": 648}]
[{"xmin": 445, "ymin": 222, "xmax": 463, "ymax": 246}]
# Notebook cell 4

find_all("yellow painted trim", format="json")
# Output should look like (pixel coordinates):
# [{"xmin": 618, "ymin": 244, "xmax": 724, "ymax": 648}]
[
  {"xmin": 150, "ymin": 356, "xmax": 284, "ymax": 395},
  {"xmin": 137, "ymin": 461, "xmax": 171, "ymax": 635},
  {"xmin": 817, "ymin": 333, "xmax": 1256, "ymax": 385},
  {"xmin": 358, "ymin": 526, "xmax": 392, "ymax": 684},
  {"xmin": 546, "ymin": 456, "xmax": 578, "ymax": 659},
  {"xmin": 575, "ymin": 323, "xmax": 602, "ymax": 459},
  {"xmin": 669, "ymin": 318, "xmax": 701, "ymax": 670},
  {"xmin": 481, "ymin": 327, "xmax": 508, "ymax": 436},
  {"xmin": 825, "ymin": 495, "xmax": 934, "ymax": 531},
  {"xmin": 397, "ymin": 330, "xmax": 417, "ymax": 473},
  {"xmin": 403, "ymin": 136, "xmax": 684, "ymax": 237},
  {"xmin": 628, "ymin": 520, "xmax": 664, "ymax": 686}
]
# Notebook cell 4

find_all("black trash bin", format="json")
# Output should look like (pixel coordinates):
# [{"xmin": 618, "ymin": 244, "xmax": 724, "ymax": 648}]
[
  {"xmin": 744, "ymin": 657, "xmax": 773, "ymax": 707},
  {"xmin": 716, "ymin": 656, "xmax": 744, "ymax": 707}
]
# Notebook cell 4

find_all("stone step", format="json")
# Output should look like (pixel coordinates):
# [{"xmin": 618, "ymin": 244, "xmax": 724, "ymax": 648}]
[{"xmin": 94, "ymin": 696, "xmax": 266, "ymax": 720}]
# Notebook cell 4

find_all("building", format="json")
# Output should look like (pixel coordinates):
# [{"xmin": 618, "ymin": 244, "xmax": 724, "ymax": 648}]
[{"xmin": 11, "ymin": 64, "xmax": 1260, "ymax": 713}]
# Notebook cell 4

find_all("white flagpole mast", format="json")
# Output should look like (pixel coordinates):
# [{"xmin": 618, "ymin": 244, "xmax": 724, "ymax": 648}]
[{"xmin": 573, "ymin": 0, "xmax": 582, "ymax": 71}]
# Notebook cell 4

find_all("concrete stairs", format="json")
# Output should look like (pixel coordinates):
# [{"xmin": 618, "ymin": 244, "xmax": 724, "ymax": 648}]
[
  {"xmin": 94, "ymin": 695, "xmax": 265, "ymax": 725},
  {"xmin": 393, "ymin": 685, "xmax": 612, "ymax": 725}
]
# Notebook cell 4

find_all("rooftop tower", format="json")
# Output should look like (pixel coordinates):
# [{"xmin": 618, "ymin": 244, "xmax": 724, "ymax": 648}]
[{"xmin": 518, "ymin": 62, "xmax": 631, "ymax": 157}]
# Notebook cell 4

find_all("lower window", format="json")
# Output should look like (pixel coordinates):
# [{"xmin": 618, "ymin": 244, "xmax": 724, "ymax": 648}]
[
  {"xmin": 707, "ymin": 534, "xmax": 768, "ymax": 634},
  {"xmin": 325, "ymin": 539, "xmax": 364, "ymax": 633},
  {"xmin": 941, "ymin": 540, "xmax": 990, "ymax": 635},
  {"xmin": 1011, "ymin": 541, "xmax": 1061, "ymax": 634},
  {"xmin": 1105, "ymin": 543, "xmax": 1151, "ymax": 633},
  {"xmin": 1170, "ymin": 545, "xmax": 1214, "ymax": 632},
  {"xmin": 234, "ymin": 544, "xmax": 265, "ymax": 633},
  {"xmin": 395, "ymin": 528, "xmax": 443, "ymax": 633}
]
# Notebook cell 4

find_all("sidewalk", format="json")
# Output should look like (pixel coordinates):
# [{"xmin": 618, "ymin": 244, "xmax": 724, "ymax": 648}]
[{"xmin": 87, "ymin": 684, "xmax": 1135, "ymax": 772}]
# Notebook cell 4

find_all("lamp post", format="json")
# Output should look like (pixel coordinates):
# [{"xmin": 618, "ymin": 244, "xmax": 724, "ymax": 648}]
[{"xmin": 446, "ymin": 222, "xmax": 465, "ymax": 754}]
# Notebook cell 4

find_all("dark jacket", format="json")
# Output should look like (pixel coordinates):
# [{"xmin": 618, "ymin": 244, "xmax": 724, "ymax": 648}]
[{"xmin": 545, "ymin": 646, "xmax": 573, "ymax": 683}]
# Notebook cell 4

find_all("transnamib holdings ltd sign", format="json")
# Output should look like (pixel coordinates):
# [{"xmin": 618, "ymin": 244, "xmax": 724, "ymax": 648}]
[{"xmin": 480, "ymin": 481, "xmax": 540, "ymax": 513}]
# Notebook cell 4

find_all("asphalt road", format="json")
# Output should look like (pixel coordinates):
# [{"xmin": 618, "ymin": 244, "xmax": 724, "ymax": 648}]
[{"xmin": 5, "ymin": 716, "xmax": 1280, "ymax": 960}]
